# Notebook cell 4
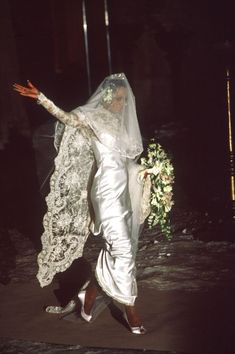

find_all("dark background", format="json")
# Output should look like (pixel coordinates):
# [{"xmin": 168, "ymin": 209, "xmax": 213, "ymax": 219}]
[{"xmin": 1, "ymin": 0, "xmax": 235, "ymax": 246}]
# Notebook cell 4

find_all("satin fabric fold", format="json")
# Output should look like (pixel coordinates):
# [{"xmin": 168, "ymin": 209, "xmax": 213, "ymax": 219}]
[{"xmin": 90, "ymin": 140, "xmax": 137, "ymax": 305}]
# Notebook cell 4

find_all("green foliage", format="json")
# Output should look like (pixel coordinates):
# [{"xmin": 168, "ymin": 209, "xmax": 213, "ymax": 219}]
[{"xmin": 141, "ymin": 139, "xmax": 175, "ymax": 240}]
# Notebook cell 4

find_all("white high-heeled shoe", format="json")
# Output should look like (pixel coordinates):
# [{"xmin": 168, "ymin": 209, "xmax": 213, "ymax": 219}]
[
  {"xmin": 123, "ymin": 312, "xmax": 147, "ymax": 335},
  {"xmin": 45, "ymin": 299, "xmax": 77, "ymax": 314},
  {"xmin": 78, "ymin": 290, "xmax": 92, "ymax": 322},
  {"xmin": 78, "ymin": 290, "xmax": 111, "ymax": 323}
]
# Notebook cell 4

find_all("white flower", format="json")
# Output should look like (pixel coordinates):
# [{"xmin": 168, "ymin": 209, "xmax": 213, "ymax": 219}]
[
  {"xmin": 146, "ymin": 162, "xmax": 162, "ymax": 176},
  {"xmin": 140, "ymin": 140, "xmax": 174, "ymax": 239},
  {"xmin": 163, "ymin": 185, "xmax": 173, "ymax": 193},
  {"xmin": 102, "ymin": 87, "xmax": 114, "ymax": 104}
]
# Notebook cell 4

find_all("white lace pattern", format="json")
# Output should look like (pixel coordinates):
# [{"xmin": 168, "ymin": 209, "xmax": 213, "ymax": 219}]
[{"xmin": 36, "ymin": 94, "xmax": 95, "ymax": 287}]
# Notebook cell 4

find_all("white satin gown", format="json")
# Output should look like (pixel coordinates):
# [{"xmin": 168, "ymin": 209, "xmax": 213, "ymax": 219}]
[
  {"xmin": 91, "ymin": 138, "xmax": 137, "ymax": 305},
  {"xmin": 36, "ymin": 93, "xmax": 149, "ymax": 305}
]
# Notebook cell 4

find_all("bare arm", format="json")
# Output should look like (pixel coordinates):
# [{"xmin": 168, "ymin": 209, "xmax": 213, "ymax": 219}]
[{"xmin": 13, "ymin": 81, "xmax": 85, "ymax": 128}]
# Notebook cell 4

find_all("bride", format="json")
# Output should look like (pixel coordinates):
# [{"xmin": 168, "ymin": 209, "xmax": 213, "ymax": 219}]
[{"xmin": 13, "ymin": 73, "xmax": 151, "ymax": 334}]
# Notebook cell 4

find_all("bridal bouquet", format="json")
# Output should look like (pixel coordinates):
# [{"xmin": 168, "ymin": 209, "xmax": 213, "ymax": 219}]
[{"xmin": 140, "ymin": 139, "xmax": 174, "ymax": 240}]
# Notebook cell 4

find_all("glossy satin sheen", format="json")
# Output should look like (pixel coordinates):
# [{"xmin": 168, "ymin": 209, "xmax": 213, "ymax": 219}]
[{"xmin": 91, "ymin": 139, "xmax": 137, "ymax": 305}]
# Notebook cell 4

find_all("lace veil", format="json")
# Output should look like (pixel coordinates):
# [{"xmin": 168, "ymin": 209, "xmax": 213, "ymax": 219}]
[{"xmin": 72, "ymin": 73, "xmax": 143, "ymax": 159}]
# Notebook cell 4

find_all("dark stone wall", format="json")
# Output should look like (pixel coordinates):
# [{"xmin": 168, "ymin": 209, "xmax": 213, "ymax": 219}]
[{"xmin": 1, "ymin": 0, "xmax": 234, "ymax": 241}]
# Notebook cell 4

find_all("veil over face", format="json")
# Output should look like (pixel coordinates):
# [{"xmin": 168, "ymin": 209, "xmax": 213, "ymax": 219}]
[{"xmin": 72, "ymin": 73, "xmax": 143, "ymax": 159}]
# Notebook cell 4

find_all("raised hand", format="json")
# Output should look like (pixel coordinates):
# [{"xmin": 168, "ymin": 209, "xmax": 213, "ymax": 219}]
[{"xmin": 13, "ymin": 80, "xmax": 40, "ymax": 99}]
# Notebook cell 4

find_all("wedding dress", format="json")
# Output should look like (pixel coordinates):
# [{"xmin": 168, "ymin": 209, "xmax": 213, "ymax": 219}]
[{"xmin": 36, "ymin": 74, "xmax": 150, "ymax": 306}]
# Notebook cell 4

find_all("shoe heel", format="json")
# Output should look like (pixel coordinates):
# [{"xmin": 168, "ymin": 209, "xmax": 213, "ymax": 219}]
[
  {"xmin": 123, "ymin": 312, "xmax": 147, "ymax": 335},
  {"xmin": 78, "ymin": 290, "xmax": 92, "ymax": 322}
]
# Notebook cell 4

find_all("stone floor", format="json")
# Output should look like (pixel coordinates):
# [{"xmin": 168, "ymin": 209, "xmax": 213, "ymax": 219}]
[
  {"xmin": 0, "ymin": 208, "xmax": 234, "ymax": 353},
  {"xmin": 0, "ymin": 339, "xmax": 179, "ymax": 354}
]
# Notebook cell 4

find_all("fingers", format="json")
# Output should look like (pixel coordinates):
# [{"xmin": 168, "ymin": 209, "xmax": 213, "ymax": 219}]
[
  {"xmin": 13, "ymin": 81, "xmax": 39, "ymax": 98},
  {"xmin": 13, "ymin": 86, "xmax": 24, "ymax": 94},
  {"xmin": 13, "ymin": 83, "xmax": 29, "ymax": 95},
  {"xmin": 13, "ymin": 85, "xmax": 26, "ymax": 94},
  {"xmin": 13, "ymin": 81, "xmax": 37, "ymax": 91},
  {"xmin": 27, "ymin": 80, "xmax": 34, "ymax": 88},
  {"xmin": 13, "ymin": 83, "xmax": 27, "ymax": 91},
  {"xmin": 13, "ymin": 86, "xmax": 32, "ymax": 98}
]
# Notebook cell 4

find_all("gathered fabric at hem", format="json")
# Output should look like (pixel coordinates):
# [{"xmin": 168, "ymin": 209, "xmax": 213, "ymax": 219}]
[{"xmin": 95, "ymin": 269, "xmax": 136, "ymax": 306}]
